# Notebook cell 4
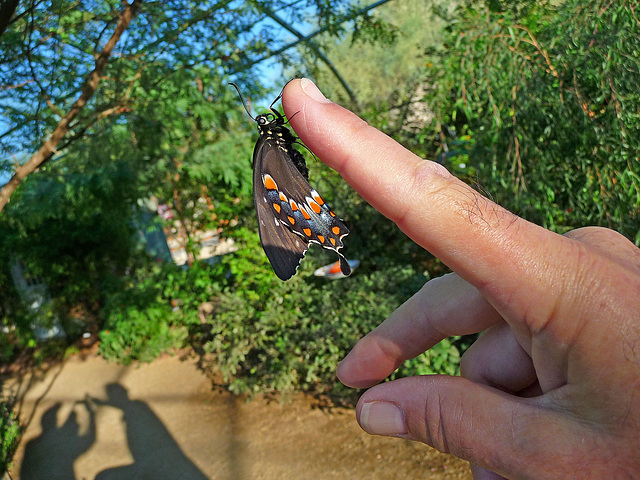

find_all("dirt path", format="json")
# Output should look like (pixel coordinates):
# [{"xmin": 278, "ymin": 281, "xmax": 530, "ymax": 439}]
[{"xmin": 5, "ymin": 353, "xmax": 471, "ymax": 480}]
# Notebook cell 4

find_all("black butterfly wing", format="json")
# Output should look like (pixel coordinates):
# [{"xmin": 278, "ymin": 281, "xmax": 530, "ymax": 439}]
[
  {"xmin": 254, "ymin": 137, "xmax": 309, "ymax": 280},
  {"xmin": 254, "ymin": 136, "xmax": 350, "ymax": 280}
]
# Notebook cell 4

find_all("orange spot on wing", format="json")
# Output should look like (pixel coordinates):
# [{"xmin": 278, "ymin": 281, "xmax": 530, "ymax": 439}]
[
  {"xmin": 317, "ymin": 235, "xmax": 325, "ymax": 243},
  {"xmin": 287, "ymin": 216, "xmax": 295, "ymax": 225},
  {"xmin": 273, "ymin": 204, "xmax": 281, "ymax": 213},
  {"xmin": 264, "ymin": 176, "xmax": 278, "ymax": 190},
  {"xmin": 303, "ymin": 228, "xmax": 312, "ymax": 237},
  {"xmin": 309, "ymin": 201, "xmax": 322, "ymax": 214},
  {"xmin": 279, "ymin": 192, "xmax": 287, "ymax": 202},
  {"xmin": 313, "ymin": 194, "xmax": 325, "ymax": 205},
  {"xmin": 332, "ymin": 226, "xmax": 340, "ymax": 235},
  {"xmin": 329, "ymin": 211, "xmax": 336, "ymax": 217},
  {"xmin": 301, "ymin": 208, "xmax": 311, "ymax": 220},
  {"xmin": 330, "ymin": 238, "xmax": 336, "ymax": 246},
  {"xmin": 290, "ymin": 201, "xmax": 299, "ymax": 211}
]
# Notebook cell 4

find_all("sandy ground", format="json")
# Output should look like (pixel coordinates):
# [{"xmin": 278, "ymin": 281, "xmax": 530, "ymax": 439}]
[{"xmin": 4, "ymin": 353, "xmax": 471, "ymax": 480}]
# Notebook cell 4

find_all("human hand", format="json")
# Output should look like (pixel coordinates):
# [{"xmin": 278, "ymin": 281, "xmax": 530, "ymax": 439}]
[{"xmin": 282, "ymin": 78, "xmax": 640, "ymax": 480}]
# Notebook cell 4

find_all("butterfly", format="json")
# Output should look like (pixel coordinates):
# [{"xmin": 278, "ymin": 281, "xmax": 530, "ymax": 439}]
[{"xmin": 230, "ymin": 83, "xmax": 351, "ymax": 281}]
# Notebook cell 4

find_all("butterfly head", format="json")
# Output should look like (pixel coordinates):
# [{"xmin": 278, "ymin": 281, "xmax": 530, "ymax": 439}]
[
  {"xmin": 256, "ymin": 113, "xmax": 274, "ymax": 126},
  {"xmin": 255, "ymin": 111, "xmax": 285, "ymax": 132}
]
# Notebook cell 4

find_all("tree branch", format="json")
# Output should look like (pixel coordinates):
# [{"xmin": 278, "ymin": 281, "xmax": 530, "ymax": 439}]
[
  {"xmin": 0, "ymin": 0, "xmax": 20, "ymax": 38},
  {"xmin": 253, "ymin": 1, "xmax": 359, "ymax": 108},
  {"xmin": 237, "ymin": 0, "xmax": 394, "ymax": 73},
  {"xmin": 0, "ymin": 0, "xmax": 142, "ymax": 212}
]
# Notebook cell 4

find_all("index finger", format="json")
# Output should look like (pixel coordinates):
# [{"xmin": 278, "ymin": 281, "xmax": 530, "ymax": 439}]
[{"xmin": 282, "ymin": 78, "xmax": 570, "ymax": 330}]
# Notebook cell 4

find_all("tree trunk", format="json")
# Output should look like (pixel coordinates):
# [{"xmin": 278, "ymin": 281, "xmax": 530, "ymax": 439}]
[{"xmin": 0, "ymin": 0, "xmax": 142, "ymax": 213}]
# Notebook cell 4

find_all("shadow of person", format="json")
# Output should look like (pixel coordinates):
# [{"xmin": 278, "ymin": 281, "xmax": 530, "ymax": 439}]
[
  {"xmin": 20, "ymin": 401, "xmax": 96, "ymax": 480},
  {"xmin": 94, "ymin": 383, "xmax": 208, "ymax": 480}
]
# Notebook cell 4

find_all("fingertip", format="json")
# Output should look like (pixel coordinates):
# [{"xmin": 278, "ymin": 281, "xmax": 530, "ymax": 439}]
[
  {"xmin": 358, "ymin": 401, "xmax": 408, "ymax": 436},
  {"xmin": 336, "ymin": 349, "xmax": 385, "ymax": 389},
  {"xmin": 299, "ymin": 78, "xmax": 332, "ymax": 103},
  {"xmin": 282, "ymin": 77, "xmax": 301, "ymax": 98},
  {"xmin": 337, "ymin": 334, "xmax": 405, "ymax": 389},
  {"xmin": 283, "ymin": 77, "xmax": 332, "ymax": 106}
]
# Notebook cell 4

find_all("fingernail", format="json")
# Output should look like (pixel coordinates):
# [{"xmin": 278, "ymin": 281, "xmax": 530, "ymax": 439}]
[
  {"xmin": 359, "ymin": 402, "xmax": 407, "ymax": 436},
  {"xmin": 301, "ymin": 78, "xmax": 331, "ymax": 103}
]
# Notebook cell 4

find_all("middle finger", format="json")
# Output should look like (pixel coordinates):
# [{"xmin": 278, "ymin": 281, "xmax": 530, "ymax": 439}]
[{"xmin": 338, "ymin": 273, "xmax": 503, "ymax": 388}]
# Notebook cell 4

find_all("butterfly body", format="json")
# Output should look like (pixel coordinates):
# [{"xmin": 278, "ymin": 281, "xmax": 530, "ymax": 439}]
[{"xmin": 249, "ymin": 102, "xmax": 351, "ymax": 281}]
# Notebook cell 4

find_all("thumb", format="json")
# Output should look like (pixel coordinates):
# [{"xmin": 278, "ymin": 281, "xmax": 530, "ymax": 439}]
[{"xmin": 356, "ymin": 376, "xmax": 570, "ymax": 479}]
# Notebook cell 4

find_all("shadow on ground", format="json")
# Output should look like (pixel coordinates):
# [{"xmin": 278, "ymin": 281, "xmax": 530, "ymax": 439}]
[
  {"xmin": 6, "ymin": 354, "xmax": 471, "ymax": 480},
  {"xmin": 19, "ymin": 382, "xmax": 210, "ymax": 480}
]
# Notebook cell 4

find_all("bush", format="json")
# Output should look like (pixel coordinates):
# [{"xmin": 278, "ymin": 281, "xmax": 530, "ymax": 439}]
[
  {"xmin": 0, "ymin": 400, "xmax": 20, "ymax": 475},
  {"xmin": 0, "ymin": 331, "xmax": 16, "ymax": 366},
  {"xmin": 423, "ymin": 0, "xmax": 640, "ymax": 243},
  {"xmin": 203, "ymin": 224, "xmax": 462, "ymax": 398},
  {"xmin": 98, "ymin": 258, "xmax": 226, "ymax": 364},
  {"xmin": 99, "ymin": 302, "xmax": 187, "ymax": 364}
]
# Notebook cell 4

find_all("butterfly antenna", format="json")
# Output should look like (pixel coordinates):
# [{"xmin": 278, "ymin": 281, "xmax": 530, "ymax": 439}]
[
  {"xmin": 269, "ymin": 81, "xmax": 290, "ymax": 110},
  {"xmin": 284, "ymin": 111, "xmax": 299, "ymax": 124},
  {"xmin": 228, "ymin": 82, "xmax": 255, "ymax": 121}
]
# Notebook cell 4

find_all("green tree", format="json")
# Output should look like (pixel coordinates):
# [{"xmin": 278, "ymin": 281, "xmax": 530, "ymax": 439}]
[
  {"xmin": 0, "ymin": 0, "xmax": 385, "ymax": 212},
  {"xmin": 0, "ymin": 0, "xmax": 142, "ymax": 212},
  {"xmin": 0, "ymin": 123, "xmax": 139, "ymax": 334},
  {"xmin": 0, "ymin": 0, "xmax": 394, "ymax": 317},
  {"xmin": 305, "ymin": 0, "xmax": 449, "ymax": 132},
  {"xmin": 1, "ymin": 1, "xmax": 550, "ymax": 408},
  {"xmin": 424, "ymin": 0, "xmax": 640, "ymax": 243}
]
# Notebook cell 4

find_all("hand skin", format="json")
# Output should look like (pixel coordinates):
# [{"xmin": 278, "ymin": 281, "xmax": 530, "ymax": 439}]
[{"xmin": 282, "ymin": 78, "xmax": 640, "ymax": 480}]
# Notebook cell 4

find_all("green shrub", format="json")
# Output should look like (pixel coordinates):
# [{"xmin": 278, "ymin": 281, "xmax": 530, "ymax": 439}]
[
  {"xmin": 99, "ymin": 302, "xmax": 187, "ymax": 364},
  {"xmin": 203, "ymin": 225, "xmax": 462, "ymax": 397},
  {"xmin": 0, "ymin": 332, "xmax": 15, "ymax": 366},
  {"xmin": 423, "ymin": 0, "xmax": 640, "ymax": 243},
  {"xmin": 0, "ymin": 401, "xmax": 20, "ymax": 475},
  {"xmin": 98, "ymin": 259, "xmax": 226, "ymax": 364}
]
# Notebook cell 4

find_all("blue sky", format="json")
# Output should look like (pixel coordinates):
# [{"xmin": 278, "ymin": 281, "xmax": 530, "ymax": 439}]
[{"xmin": 0, "ymin": 1, "xmax": 365, "ymax": 187}]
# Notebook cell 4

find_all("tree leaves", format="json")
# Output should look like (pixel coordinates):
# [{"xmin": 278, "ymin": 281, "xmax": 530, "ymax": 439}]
[{"xmin": 424, "ymin": 0, "xmax": 640, "ymax": 243}]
